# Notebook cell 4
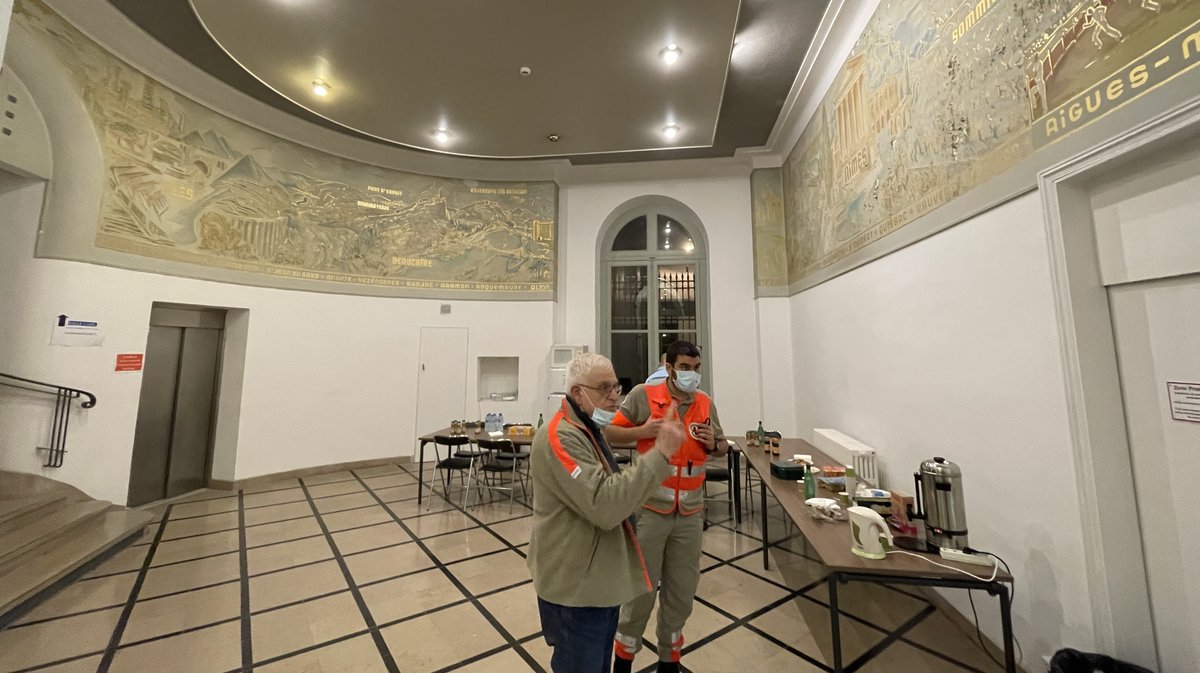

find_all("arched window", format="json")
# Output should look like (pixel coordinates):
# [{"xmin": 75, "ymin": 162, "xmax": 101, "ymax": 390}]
[{"xmin": 598, "ymin": 199, "xmax": 710, "ymax": 392}]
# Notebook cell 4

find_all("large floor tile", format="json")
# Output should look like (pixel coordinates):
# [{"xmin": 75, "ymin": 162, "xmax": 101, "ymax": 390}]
[
  {"xmin": 476, "ymin": 582, "xmax": 540, "ymax": 639},
  {"xmin": 245, "ymin": 517, "xmax": 323, "ymax": 547},
  {"xmin": 359, "ymin": 567, "xmax": 465, "ymax": 624},
  {"xmin": 343, "ymin": 543, "xmax": 435, "ymax": 585},
  {"xmin": 256, "ymin": 633, "xmax": 389, "ymax": 673},
  {"xmin": 421, "ymin": 527, "xmax": 506, "ymax": 564},
  {"xmin": 248, "ymin": 535, "xmax": 335, "ymax": 575},
  {"xmin": 107, "ymin": 620, "xmax": 242, "ymax": 673},
  {"xmin": 378, "ymin": 602, "xmax": 506, "ymax": 673},
  {"xmin": 249, "ymin": 559, "xmax": 349, "ymax": 611},
  {"xmin": 330, "ymin": 521, "xmax": 412, "ymax": 555},
  {"xmin": 487, "ymin": 516, "xmax": 533, "ymax": 546},
  {"xmin": 696, "ymin": 565, "xmax": 791, "ymax": 618},
  {"xmin": 251, "ymin": 591, "xmax": 367, "ymax": 661},
  {"xmin": 447, "ymin": 549, "xmax": 530, "ymax": 596},
  {"xmin": 16, "ymin": 571, "xmax": 136, "ymax": 624},
  {"xmin": 680, "ymin": 625, "xmax": 824, "ymax": 672},
  {"xmin": 140, "ymin": 551, "xmax": 241, "ymax": 598},
  {"xmin": 0, "ymin": 606, "xmax": 121, "ymax": 672},
  {"xmin": 122, "ymin": 581, "xmax": 241, "ymax": 643}
]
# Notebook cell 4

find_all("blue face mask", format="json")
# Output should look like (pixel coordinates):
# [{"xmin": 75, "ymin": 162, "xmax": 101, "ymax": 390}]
[
  {"xmin": 591, "ymin": 407, "xmax": 617, "ymax": 428},
  {"xmin": 673, "ymin": 369, "xmax": 701, "ymax": 393}
]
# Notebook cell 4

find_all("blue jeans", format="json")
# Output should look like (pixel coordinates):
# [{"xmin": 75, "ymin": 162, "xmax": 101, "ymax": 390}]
[{"xmin": 537, "ymin": 597, "xmax": 620, "ymax": 673}]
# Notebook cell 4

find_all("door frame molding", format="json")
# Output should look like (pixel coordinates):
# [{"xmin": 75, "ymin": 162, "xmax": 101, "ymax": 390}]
[{"xmin": 1040, "ymin": 95, "xmax": 1200, "ymax": 667}]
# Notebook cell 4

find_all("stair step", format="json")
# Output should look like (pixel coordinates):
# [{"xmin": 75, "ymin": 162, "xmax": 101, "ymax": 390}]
[
  {"xmin": 0, "ymin": 509, "xmax": 154, "ymax": 616},
  {"xmin": 0, "ymin": 501, "xmax": 110, "ymax": 567},
  {"xmin": 0, "ymin": 494, "xmax": 68, "ymax": 534}
]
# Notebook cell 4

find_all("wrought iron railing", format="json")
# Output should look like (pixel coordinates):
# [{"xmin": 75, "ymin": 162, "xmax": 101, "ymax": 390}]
[{"xmin": 0, "ymin": 373, "xmax": 96, "ymax": 468}]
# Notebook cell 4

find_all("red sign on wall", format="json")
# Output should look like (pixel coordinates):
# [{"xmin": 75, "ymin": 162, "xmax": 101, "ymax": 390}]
[{"xmin": 115, "ymin": 353, "xmax": 144, "ymax": 372}]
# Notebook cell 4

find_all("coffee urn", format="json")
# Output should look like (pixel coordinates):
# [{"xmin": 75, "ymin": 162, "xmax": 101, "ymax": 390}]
[{"xmin": 913, "ymin": 457, "xmax": 969, "ymax": 550}]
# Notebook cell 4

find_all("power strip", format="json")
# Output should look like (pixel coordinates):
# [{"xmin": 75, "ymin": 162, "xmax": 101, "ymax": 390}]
[{"xmin": 939, "ymin": 548, "xmax": 996, "ymax": 567}]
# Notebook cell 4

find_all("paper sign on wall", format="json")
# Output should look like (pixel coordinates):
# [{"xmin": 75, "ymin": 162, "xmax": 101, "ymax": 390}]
[
  {"xmin": 1167, "ymin": 382, "xmax": 1200, "ymax": 424},
  {"xmin": 49, "ymin": 314, "xmax": 104, "ymax": 347},
  {"xmin": 115, "ymin": 354, "xmax": 144, "ymax": 372}
]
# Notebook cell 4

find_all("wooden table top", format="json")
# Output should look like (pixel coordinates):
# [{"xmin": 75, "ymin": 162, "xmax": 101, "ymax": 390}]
[{"xmin": 737, "ymin": 437, "xmax": 1011, "ymax": 582}]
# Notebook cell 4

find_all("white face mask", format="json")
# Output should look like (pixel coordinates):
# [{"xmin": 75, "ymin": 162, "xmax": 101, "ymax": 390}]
[
  {"xmin": 673, "ymin": 370, "xmax": 701, "ymax": 393},
  {"xmin": 581, "ymin": 388, "xmax": 617, "ymax": 428},
  {"xmin": 590, "ymin": 407, "xmax": 617, "ymax": 428}
]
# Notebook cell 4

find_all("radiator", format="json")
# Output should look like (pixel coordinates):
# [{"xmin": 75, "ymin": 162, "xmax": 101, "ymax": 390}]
[{"xmin": 812, "ymin": 428, "xmax": 882, "ymax": 488}]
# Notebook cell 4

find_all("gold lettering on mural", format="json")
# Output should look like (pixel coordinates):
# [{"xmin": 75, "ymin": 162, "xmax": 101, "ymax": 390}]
[
  {"xmin": 951, "ymin": 0, "xmax": 999, "ymax": 44},
  {"xmin": 366, "ymin": 185, "xmax": 402, "ymax": 196},
  {"xmin": 356, "ymin": 200, "xmax": 390, "ymax": 211},
  {"xmin": 391, "ymin": 257, "xmax": 433, "ymax": 267},
  {"xmin": 470, "ymin": 187, "xmax": 528, "ymax": 195}
]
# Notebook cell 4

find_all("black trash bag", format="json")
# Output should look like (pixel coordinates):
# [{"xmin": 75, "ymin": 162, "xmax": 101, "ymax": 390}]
[{"xmin": 1049, "ymin": 648, "xmax": 1156, "ymax": 673}]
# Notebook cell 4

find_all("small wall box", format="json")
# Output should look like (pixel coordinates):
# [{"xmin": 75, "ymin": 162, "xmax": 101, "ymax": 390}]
[
  {"xmin": 479, "ymin": 356, "xmax": 519, "ymax": 401},
  {"xmin": 550, "ymin": 345, "xmax": 588, "ymax": 367}
]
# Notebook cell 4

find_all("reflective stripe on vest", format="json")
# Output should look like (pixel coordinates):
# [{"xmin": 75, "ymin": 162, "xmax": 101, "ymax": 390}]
[{"xmin": 637, "ymin": 383, "xmax": 712, "ymax": 515}]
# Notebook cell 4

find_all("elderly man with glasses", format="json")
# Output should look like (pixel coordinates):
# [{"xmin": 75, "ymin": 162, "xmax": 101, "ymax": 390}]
[
  {"xmin": 528, "ymin": 352, "xmax": 685, "ymax": 673},
  {"xmin": 604, "ymin": 340, "xmax": 727, "ymax": 673}
]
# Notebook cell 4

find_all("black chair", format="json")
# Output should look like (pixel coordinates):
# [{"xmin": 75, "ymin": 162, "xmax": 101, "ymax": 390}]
[
  {"xmin": 703, "ymin": 461, "xmax": 733, "ymax": 530},
  {"xmin": 429, "ymin": 435, "xmax": 486, "ymax": 510},
  {"xmin": 475, "ymin": 438, "xmax": 530, "ymax": 512}
]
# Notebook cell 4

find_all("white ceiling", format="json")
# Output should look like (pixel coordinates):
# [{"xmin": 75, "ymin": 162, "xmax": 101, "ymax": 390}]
[{"xmin": 189, "ymin": 0, "xmax": 741, "ymax": 159}]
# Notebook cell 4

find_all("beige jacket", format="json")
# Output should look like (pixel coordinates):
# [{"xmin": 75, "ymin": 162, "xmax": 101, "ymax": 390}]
[{"xmin": 527, "ymin": 399, "xmax": 672, "ymax": 607}]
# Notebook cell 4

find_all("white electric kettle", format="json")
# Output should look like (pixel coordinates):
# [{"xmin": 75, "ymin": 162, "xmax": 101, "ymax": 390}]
[{"xmin": 849, "ymin": 506, "xmax": 894, "ymax": 560}]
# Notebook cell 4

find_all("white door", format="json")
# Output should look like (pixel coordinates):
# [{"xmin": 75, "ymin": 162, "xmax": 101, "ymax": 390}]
[
  {"xmin": 1109, "ymin": 274, "xmax": 1200, "ymax": 673},
  {"xmin": 414, "ymin": 327, "xmax": 468, "ymax": 458}
]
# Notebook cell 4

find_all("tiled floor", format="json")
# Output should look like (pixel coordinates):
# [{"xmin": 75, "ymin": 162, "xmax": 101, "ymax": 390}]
[{"xmin": 0, "ymin": 463, "xmax": 1005, "ymax": 673}]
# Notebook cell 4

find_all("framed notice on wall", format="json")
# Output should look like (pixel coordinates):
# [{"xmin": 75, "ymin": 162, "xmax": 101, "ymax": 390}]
[{"xmin": 1167, "ymin": 381, "xmax": 1200, "ymax": 423}]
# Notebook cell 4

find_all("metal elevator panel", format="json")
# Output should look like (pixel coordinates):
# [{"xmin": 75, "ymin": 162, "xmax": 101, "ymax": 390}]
[
  {"xmin": 166, "ymin": 327, "xmax": 221, "ymax": 498},
  {"xmin": 127, "ymin": 326, "xmax": 183, "ymax": 507},
  {"xmin": 127, "ymin": 307, "xmax": 225, "ymax": 506}
]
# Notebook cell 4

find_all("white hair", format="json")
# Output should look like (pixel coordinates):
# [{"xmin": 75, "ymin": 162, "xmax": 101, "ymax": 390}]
[{"xmin": 566, "ymin": 352, "xmax": 612, "ymax": 390}]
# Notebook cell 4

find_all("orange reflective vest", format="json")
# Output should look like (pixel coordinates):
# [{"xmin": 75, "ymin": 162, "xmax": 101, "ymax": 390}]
[{"xmin": 627, "ymin": 383, "xmax": 712, "ymax": 516}]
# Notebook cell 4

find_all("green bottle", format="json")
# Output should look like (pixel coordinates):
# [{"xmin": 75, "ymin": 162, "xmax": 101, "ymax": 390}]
[
  {"xmin": 803, "ymin": 463, "xmax": 817, "ymax": 499},
  {"xmin": 756, "ymin": 420, "xmax": 765, "ymax": 448},
  {"xmin": 537, "ymin": 413, "xmax": 544, "ymax": 428}
]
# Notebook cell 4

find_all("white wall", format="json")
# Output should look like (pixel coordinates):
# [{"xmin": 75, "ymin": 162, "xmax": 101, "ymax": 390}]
[
  {"xmin": 789, "ymin": 191, "xmax": 1094, "ymax": 669},
  {"xmin": 0, "ymin": 173, "xmax": 554, "ymax": 504},
  {"xmin": 558, "ymin": 175, "xmax": 764, "ymax": 434}
]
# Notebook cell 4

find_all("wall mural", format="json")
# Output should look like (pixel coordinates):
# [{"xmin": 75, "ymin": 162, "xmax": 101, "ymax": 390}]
[
  {"xmin": 784, "ymin": 0, "xmax": 1200, "ymax": 287},
  {"xmin": 15, "ymin": 0, "xmax": 556, "ymax": 298},
  {"xmin": 750, "ymin": 168, "xmax": 788, "ymax": 294}
]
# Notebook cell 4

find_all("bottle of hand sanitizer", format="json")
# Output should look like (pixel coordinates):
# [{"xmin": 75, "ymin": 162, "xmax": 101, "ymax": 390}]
[{"xmin": 844, "ymin": 465, "xmax": 858, "ymax": 505}]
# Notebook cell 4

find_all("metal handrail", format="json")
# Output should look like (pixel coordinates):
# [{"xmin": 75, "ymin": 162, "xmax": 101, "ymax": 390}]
[
  {"xmin": 0, "ymin": 372, "xmax": 97, "ymax": 467},
  {"xmin": 0, "ymin": 372, "xmax": 96, "ymax": 408}
]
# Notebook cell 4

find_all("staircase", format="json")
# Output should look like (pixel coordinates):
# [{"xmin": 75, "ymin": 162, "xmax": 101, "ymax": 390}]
[{"xmin": 0, "ymin": 471, "xmax": 154, "ymax": 619}]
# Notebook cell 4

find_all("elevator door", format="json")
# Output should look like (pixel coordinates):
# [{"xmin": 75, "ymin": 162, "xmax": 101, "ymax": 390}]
[{"xmin": 127, "ymin": 307, "xmax": 224, "ymax": 506}]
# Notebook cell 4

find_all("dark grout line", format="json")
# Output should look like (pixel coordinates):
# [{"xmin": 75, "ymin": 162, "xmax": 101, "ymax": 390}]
[
  {"xmin": 354, "ymin": 466, "xmax": 545, "ymax": 673},
  {"xmin": 95, "ymin": 505, "xmax": 172, "ymax": 673},
  {"xmin": 236, "ymin": 491, "xmax": 253, "ymax": 673},
  {"xmin": 843, "ymin": 604, "xmax": 936, "ymax": 673},
  {"xmin": 297, "ymin": 478, "xmax": 401, "ymax": 673}
]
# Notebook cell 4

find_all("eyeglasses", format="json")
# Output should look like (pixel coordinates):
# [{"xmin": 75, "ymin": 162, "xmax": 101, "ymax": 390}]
[{"xmin": 580, "ymin": 382, "xmax": 623, "ymax": 396}]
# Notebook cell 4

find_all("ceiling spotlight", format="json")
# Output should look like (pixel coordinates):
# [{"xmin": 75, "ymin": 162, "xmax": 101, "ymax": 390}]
[
  {"xmin": 661, "ymin": 43, "xmax": 682, "ymax": 65},
  {"xmin": 547, "ymin": 134, "xmax": 560, "ymax": 142},
  {"xmin": 663, "ymin": 124, "xmax": 680, "ymax": 140},
  {"xmin": 311, "ymin": 79, "xmax": 330, "ymax": 97},
  {"xmin": 434, "ymin": 127, "xmax": 450, "ymax": 144}
]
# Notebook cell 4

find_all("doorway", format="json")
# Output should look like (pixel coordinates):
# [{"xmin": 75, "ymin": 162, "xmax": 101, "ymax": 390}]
[
  {"xmin": 1042, "ymin": 100, "xmax": 1200, "ymax": 670},
  {"xmin": 414, "ymin": 327, "xmax": 469, "ymax": 458},
  {"xmin": 1109, "ymin": 274, "xmax": 1200, "ymax": 672},
  {"xmin": 127, "ymin": 305, "xmax": 226, "ymax": 506}
]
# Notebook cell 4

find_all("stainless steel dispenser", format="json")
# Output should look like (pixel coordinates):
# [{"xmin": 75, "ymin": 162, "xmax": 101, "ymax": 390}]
[{"xmin": 913, "ymin": 457, "xmax": 968, "ymax": 550}]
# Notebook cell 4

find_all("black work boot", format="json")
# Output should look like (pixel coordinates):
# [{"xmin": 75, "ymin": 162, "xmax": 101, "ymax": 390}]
[
  {"xmin": 612, "ymin": 656, "xmax": 633, "ymax": 673},
  {"xmin": 656, "ymin": 662, "xmax": 680, "ymax": 673}
]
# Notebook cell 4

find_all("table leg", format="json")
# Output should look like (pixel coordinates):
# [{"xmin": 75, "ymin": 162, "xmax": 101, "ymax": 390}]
[
  {"xmin": 997, "ymin": 583, "xmax": 1016, "ymax": 673},
  {"xmin": 731, "ymin": 450, "xmax": 742, "ymax": 526},
  {"xmin": 829, "ymin": 574, "xmax": 844, "ymax": 673},
  {"xmin": 760, "ymin": 480, "xmax": 769, "ymax": 571},
  {"xmin": 418, "ymin": 440, "xmax": 427, "ymax": 505}
]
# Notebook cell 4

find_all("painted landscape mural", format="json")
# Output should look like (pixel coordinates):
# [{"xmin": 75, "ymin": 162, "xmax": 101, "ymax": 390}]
[
  {"xmin": 785, "ymin": 0, "xmax": 1200, "ymax": 286},
  {"xmin": 15, "ymin": 0, "xmax": 556, "ymax": 297}
]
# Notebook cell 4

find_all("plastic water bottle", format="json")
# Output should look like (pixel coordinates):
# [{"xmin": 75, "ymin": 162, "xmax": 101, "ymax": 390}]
[
  {"xmin": 498, "ymin": 412, "xmax": 505, "ymax": 430},
  {"xmin": 485, "ymin": 413, "xmax": 495, "ymax": 433}
]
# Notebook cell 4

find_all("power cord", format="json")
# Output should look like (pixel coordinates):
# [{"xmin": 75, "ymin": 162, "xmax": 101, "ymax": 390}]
[
  {"xmin": 966, "ymin": 547, "xmax": 1024, "ymax": 668},
  {"xmin": 887, "ymin": 548, "xmax": 1023, "ymax": 670}
]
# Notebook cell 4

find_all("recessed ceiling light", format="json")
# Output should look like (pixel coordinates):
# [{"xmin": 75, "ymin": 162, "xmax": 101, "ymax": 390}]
[
  {"xmin": 434, "ymin": 127, "xmax": 450, "ymax": 145},
  {"xmin": 311, "ymin": 79, "xmax": 330, "ymax": 97},
  {"xmin": 661, "ymin": 43, "xmax": 682, "ymax": 65},
  {"xmin": 663, "ymin": 124, "xmax": 680, "ymax": 140}
]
